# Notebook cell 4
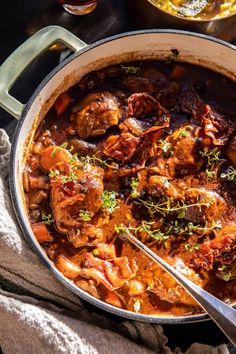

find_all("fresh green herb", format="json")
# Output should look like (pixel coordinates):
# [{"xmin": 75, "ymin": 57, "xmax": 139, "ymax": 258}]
[
  {"xmin": 51, "ymin": 148, "xmax": 57, "ymax": 158},
  {"xmin": 49, "ymin": 167, "xmax": 77, "ymax": 183},
  {"xmin": 79, "ymin": 209, "xmax": 93, "ymax": 222},
  {"xmin": 205, "ymin": 169, "xmax": 214, "ymax": 179},
  {"xmin": 220, "ymin": 166, "xmax": 236, "ymax": 182},
  {"xmin": 200, "ymin": 147, "xmax": 221, "ymax": 166},
  {"xmin": 138, "ymin": 221, "xmax": 168, "ymax": 241},
  {"xmin": 42, "ymin": 212, "xmax": 54, "ymax": 225},
  {"xmin": 179, "ymin": 129, "xmax": 187, "ymax": 137},
  {"xmin": 184, "ymin": 243, "xmax": 200, "ymax": 252},
  {"xmin": 114, "ymin": 223, "xmax": 129, "ymax": 234},
  {"xmin": 165, "ymin": 220, "xmax": 198, "ymax": 236},
  {"xmin": 197, "ymin": 220, "xmax": 221, "ymax": 235},
  {"xmin": 101, "ymin": 191, "xmax": 118, "ymax": 214},
  {"xmin": 218, "ymin": 264, "xmax": 232, "ymax": 282},
  {"xmin": 61, "ymin": 170, "xmax": 77, "ymax": 183},
  {"xmin": 187, "ymin": 222, "xmax": 199, "ymax": 233},
  {"xmin": 121, "ymin": 65, "xmax": 140, "ymax": 74},
  {"xmin": 115, "ymin": 221, "xmax": 169, "ymax": 242},
  {"xmin": 48, "ymin": 169, "xmax": 60, "ymax": 178},
  {"xmin": 79, "ymin": 155, "xmax": 118, "ymax": 170},
  {"xmin": 222, "ymin": 272, "xmax": 232, "ymax": 282},
  {"xmin": 69, "ymin": 153, "xmax": 79, "ymax": 165},
  {"xmin": 158, "ymin": 139, "xmax": 172, "ymax": 154},
  {"xmin": 60, "ymin": 142, "xmax": 68, "ymax": 149},
  {"xmin": 135, "ymin": 196, "xmax": 213, "ymax": 218},
  {"xmin": 92, "ymin": 249, "xmax": 100, "ymax": 257},
  {"xmin": 130, "ymin": 178, "xmax": 140, "ymax": 198},
  {"xmin": 200, "ymin": 147, "xmax": 221, "ymax": 179}
]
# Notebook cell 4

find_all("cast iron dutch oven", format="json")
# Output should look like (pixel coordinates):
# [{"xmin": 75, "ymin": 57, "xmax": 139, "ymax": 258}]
[{"xmin": 0, "ymin": 26, "xmax": 235, "ymax": 323}]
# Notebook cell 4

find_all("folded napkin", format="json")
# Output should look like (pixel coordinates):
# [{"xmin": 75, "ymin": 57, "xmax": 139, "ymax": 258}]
[{"xmin": 0, "ymin": 128, "xmax": 230, "ymax": 354}]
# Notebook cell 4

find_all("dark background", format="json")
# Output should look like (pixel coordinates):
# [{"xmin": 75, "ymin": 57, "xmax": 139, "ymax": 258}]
[{"xmin": 0, "ymin": 0, "xmax": 235, "ymax": 352}]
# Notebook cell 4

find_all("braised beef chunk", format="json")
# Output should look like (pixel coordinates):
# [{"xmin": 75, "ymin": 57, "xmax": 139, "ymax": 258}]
[
  {"xmin": 25, "ymin": 60, "xmax": 236, "ymax": 317},
  {"xmin": 74, "ymin": 92, "xmax": 121, "ymax": 138},
  {"xmin": 128, "ymin": 93, "xmax": 157, "ymax": 119},
  {"xmin": 180, "ymin": 89, "xmax": 208, "ymax": 120},
  {"xmin": 103, "ymin": 132, "xmax": 140, "ymax": 162},
  {"xmin": 189, "ymin": 225, "xmax": 236, "ymax": 274},
  {"xmin": 180, "ymin": 89, "xmax": 233, "ymax": 146}
]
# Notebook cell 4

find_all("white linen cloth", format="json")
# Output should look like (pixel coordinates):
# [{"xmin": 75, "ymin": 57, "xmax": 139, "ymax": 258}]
[{"xmin": 0, "ymin": 128, "xmax": 230, "ymax": 354}]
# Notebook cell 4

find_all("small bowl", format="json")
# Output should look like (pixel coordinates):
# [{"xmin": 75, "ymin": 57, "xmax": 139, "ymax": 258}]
[{"xmin": 130, "ymin": 0, "xmax": 236, "ymax": 42}]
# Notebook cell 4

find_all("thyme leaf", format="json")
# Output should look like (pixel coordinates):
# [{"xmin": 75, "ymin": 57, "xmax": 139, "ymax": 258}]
[
  {"xmin": 42, "ymin": 212, "xmax": 54, "ymax": 225},
  {"xmin": 60, "ymin": 142, "xmax": 68, "ymax": 149},
  {"xmin": 158, "ymin": 139, "xmax": 172, "ymax": 154},
  {"xmin": 221, "ymin": 166, "xmax": 236, "ymax": 182},
  {"xmin": 48, "ymin": 169, "xmax": 60, "ymax": 178},
  {"xmin": 179, "ymin": 129, "xmax": 188, "ymax": 137},
  {"xmin": 184, "ymin": 243, "xmax": 200, "ymax": 252},
  {"xmin": 200, "ymin": 147, "xmax": 221, "ymax": 167},
  {"xmin": 130, "ymin": 178, "xmax": 140, "ymax": 198},
  {"xmin": 101, "ymin": 191, "xmax": 118, "ymax": 214},
  {"xmin": 79, "ymin": 209, "xmax": 93, "ymax": 221},
  {"xmin": 121, "ymin": 65, "xmax": 140, "ymax": 74}
]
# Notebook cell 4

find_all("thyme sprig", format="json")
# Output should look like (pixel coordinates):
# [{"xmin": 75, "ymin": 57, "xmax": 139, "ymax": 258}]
[
  {"xmin": 135, "ymin": 196, "xmax": 213, "ymax": 218},
  {"xmin": 200, "ymin": 147, "xmax": 221, "ymax": 179},
  {"xmin": 121, "ymin": 65, "xmax": 140, "ymax": 74},
  {"xmin": 61, "ymin": 170, "xmax": 77, "ymax": 183},
  {"xmin": 49, "ymin": 168, "xmax": 77, "ymax": 183},
  {"xmin": 115, "ymin": 221, "xmax": 169, "ymax": 242},
  {"xmin": 221, "ymin": 166, "xmax": 236, "ymax": 182},
  {"xmin": 79, "ymin": 155, "xmax": 119, "ymax": 170},
  {"xmin": 49, "ymin": 153, "xmax": 118, "ymax": 185},
  {"xmin": 197, "ymin": 220, "xmax": 221, "ymax": 235}
]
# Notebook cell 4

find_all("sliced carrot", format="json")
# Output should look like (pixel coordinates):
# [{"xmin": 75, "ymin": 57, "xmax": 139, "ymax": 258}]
[
  {"xmin": 31, "ymin": 223, "xmax": 53, "ymax": 243},
  {"xmin": 105, "ymin": 291, "xmax": 122, "ymax": 308},
  {"xmin": 54, "ymin": 92, "xmax": 72, "ymax": 116},
  {"xmin": 40, "ymin": 146, "xmax": 71, "ymax": 172},
  {"xmin": 171, "ymin": 65, "xmax": 186, "ymax": 80},
  {"xmin": 55, "ymin": 255, "xmax": 81, "ymax": 279}
]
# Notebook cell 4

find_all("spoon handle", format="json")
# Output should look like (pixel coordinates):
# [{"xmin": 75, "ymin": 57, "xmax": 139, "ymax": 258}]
[{"xmin": 124, "ymin": 231, "xmax": 236, "ymax": 346}]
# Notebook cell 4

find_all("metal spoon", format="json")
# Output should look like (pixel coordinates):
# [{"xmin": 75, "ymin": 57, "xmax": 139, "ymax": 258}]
[{"xmin": 122, "ymin": 230, "xmax": 236, "ymax": 346}]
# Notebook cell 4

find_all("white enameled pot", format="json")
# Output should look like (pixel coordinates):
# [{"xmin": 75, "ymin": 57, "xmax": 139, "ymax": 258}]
[{"xmin": 0, "ymin": 26, "xmax": 235, "ymax": 324}]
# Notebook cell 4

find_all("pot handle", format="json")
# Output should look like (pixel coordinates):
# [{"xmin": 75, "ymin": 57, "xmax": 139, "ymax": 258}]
[{"xmin": 0, "ymin": 25, "xmax": 87, "ymax": 120}]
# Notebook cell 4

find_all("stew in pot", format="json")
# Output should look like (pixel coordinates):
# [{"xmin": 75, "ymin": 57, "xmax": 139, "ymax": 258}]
[{"xmin": 23, "ymin": 59, "xmax": 236, "ymax": 316}]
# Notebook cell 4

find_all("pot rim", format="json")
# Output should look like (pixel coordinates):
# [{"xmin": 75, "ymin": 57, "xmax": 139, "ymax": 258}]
[{"xmin": 9, "ymin": 28, "xmax": 236, "ymax": 324}]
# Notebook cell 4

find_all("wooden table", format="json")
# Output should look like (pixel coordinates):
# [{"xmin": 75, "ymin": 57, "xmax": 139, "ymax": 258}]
[{"xmin": 0, "ymin": 1, "xmax": 235, "ymax": 352}]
